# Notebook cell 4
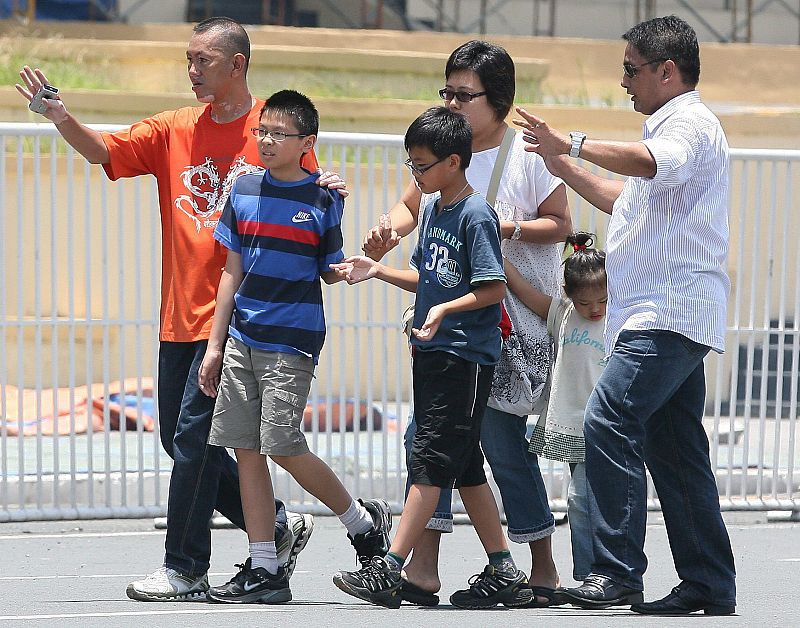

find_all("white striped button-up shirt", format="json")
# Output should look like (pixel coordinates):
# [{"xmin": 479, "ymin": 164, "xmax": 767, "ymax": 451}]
[{"xmin": 605, "ymin": 90, "xmax": 730, "ymax": 355}]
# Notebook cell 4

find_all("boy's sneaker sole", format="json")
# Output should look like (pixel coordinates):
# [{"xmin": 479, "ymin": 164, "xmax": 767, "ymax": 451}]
[
  {"xmin": 126, "ymin": 587, "xmax": 209, "ymax": 602},
  {"xmin": 333, "ymin": 572, "xmax": 402, "ymax": 609},
  {"xmin": 279, "ymin": 512, "xmax": 314, "ymax": 579},
  {"xmin": 206, "ymin": 587, "xmax": 292, "ymax": 604}
]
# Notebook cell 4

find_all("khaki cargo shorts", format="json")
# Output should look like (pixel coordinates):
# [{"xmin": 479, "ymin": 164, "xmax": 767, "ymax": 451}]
[{"xmin": 208, "ymin": 337, "xmax": 314, "ymax": 456}]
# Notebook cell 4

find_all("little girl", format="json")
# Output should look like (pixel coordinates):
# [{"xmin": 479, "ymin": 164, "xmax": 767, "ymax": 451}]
[{"xmin": 504, "ymin": 232, "xmax": 606, "ymax": 584}]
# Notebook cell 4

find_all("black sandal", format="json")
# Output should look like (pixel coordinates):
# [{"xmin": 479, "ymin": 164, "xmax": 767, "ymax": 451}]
[{"xmin": 400, "ymin": 580, "xmax": 440, "ymax": 606}]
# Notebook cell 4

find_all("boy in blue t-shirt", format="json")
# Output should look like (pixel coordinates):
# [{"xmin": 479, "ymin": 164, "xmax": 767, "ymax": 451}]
[
  {"xmin": 331, "ymin": 107, "xmax": 531, "ymax": 610},
  {"xmin": 197, "ymin": 90, "xmax": 391, "ymax": 604}
]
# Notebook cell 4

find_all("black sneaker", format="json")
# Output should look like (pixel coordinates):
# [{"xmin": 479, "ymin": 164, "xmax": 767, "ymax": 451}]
[
  {"xmin": 449, "ymin": 563, "xmax": 529, "ymax": 609},
  {"xmin": 348, "ymin": 498, "xmax": 392, "ymax": 566},
  {"xmin": 333, "ymin": 556, "xmax": 403, "ymax": 609},
  {"xmin": 206, "ymin": 558, "xmax": 291, "ymax": 604}
]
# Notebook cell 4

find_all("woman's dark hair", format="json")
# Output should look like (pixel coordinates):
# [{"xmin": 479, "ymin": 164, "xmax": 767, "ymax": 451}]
[
  {"xmin": 563, "ymin": 232, "xmax": 607, "ymax": 297},
  {"xmin": 261, "ymin": 90, "xmax": 319, "ymax": 136},
  {"xmin": 445, "ymin": 40, "xmax": 515, "ymax": 121},
  {"xmin": 404, "ymin": 106, "xmax": 472, "ymax": 170},
  {"xmin": 193, "ymin": 16, "xmax": 251, "ymax": 69},
  {"xmin": 623, "ymin": 15, "xmax": 700, "ymax": 87}
]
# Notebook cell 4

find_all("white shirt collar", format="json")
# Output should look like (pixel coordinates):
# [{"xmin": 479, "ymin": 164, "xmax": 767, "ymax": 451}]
[{"xmin": 643, "ymin": 90, "xmax": 701, "ymax": 136}]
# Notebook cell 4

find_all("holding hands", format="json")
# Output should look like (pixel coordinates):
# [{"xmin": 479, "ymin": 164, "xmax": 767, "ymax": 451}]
[
  {"xmin": 330, "ymin": 255, "xmax": 381, "ymax": 285},
  {"xmin": 362, "ymin": 213, "xmax": 401, "ymax": 260},
  {"xmin": 330, "ymin": 251, "xmax": 442, "ymax": 341},
  {"xmin": 16, "ymin": 66, "xmax": 69, "ymax": 124}
]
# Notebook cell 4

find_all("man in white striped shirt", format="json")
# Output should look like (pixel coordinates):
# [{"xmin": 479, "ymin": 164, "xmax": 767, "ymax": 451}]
[{"xmin": 514, "ymin": 15, "xmax": 736, "ymax": 617}]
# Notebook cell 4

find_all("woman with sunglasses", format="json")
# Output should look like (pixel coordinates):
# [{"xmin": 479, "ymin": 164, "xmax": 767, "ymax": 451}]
[{"xmin": 363, "ymin": 40, "xmax": 571, "ymax": 608}]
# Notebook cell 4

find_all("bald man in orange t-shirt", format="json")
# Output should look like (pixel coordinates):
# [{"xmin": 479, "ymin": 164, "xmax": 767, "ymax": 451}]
[{"xmin": 17, "ymin": 16, "xmax": 346, "ymax": 602}]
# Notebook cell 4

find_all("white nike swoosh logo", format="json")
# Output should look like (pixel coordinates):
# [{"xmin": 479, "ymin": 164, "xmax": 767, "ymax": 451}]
[
  {"xmin": 243, "ymin": 581, "xmax": 262, "ymax": 592},
  {"xmin": 291, "ymin": 216, "xmax": 313, "ymax": 223}
]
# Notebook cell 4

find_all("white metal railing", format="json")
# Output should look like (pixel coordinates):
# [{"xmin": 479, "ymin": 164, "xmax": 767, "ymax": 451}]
[{"xmin": 1, "ymin": 122, "xmax": 799, "ymax": 521}]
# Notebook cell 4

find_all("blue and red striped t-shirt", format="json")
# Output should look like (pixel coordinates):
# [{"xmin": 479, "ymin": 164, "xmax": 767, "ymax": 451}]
[{"xmin": 213, "ymin": 169, "xmax": 345, "ymax": 360}]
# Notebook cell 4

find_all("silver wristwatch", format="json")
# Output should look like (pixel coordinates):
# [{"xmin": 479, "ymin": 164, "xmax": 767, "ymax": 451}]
[
  {"xmin": 510, "ymin": 220, "xmax": 522, "ymax": 241},
  {"xmin": 569, "ymin": 131, "xmax": 587, "ymax": 158}
]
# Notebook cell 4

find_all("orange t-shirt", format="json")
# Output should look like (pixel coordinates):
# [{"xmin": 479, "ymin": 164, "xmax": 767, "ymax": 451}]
[{"xmin": 102, "ymin": 101, "xmax": 319, "ymax": 342}]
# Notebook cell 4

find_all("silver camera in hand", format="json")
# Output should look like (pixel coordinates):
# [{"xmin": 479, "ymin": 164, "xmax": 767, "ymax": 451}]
[{"xmin": 29, "ymin": 84, "xmax": 59, "ymax": 115}]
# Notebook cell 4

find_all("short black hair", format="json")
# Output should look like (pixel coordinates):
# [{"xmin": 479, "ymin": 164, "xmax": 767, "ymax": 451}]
[
  {"xmin": 445, "ymin": 40, "xmax": 515, "ymax": 121},
  {"xmin": 623, "ymin": 15, "xmax": 700, "ymax": 87},
  {"xmin": 261, "ymin": 90, "xmax": 319, "ymax": 136},
  {"xmin": 404, "ymin": 107, "xmax": 472, "ymax": 170},
  {"xmin": 193, "ymin": 17, "xmax": 251, "ymax": 68}
]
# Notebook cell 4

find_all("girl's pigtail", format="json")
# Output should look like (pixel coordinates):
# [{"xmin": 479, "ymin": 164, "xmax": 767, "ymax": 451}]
[{"xmin": 562, "ymin": 232, "xmax": 606, "ymax": 297}]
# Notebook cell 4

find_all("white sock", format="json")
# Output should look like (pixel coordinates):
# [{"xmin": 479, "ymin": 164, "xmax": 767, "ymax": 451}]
[
  {"xmin": 249, "ymin": 541, "xmax": 278, "ymax": 574},
  {"xmin": 338, "ymin": 499, "xmax": 373, "ymax": 537}
]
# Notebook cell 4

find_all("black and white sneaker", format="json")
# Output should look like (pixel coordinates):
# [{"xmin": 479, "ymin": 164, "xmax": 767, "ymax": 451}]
[
  {"xmin": 126, "ymin": 566, "xmax": 209, "ymax": 601},
  {"xmin": 449, "ymin": 563, "xmax": 529, "ymax": 609},
  {"xmin": 333, "ymin": 556, "xmax": 403, "ymax": 609},
  {"xmin": 349, "ymin": 498, "xmax": 392, "ymax": 566},
  {"xmin": 206, "ymin": 558, "xmax": 291, "ymax": 604}
]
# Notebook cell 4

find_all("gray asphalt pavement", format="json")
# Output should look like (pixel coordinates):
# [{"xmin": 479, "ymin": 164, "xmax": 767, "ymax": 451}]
[{"xmin": 0, "ymin": 511, "xmax": 797, "ymax": 627}]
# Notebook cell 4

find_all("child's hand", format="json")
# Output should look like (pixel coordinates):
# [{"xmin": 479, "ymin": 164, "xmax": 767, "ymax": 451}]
[
  {"xmin": 362, "ymin": 214, "xmax": 401, "ymax": 261},
  {"xmin": 317, "ymin": 169, "xmax": 349, "ymax": 198},
  {"xmin": 330, "ymin": 256, "xmax": 379, "ymax": 284},
  {"xmin": 412, "ymin": 304, "xmax": 445, "ymax": 341},
  {"xmin": 198, "ymin": 347, "xmax": 224, "ymax": 398}
]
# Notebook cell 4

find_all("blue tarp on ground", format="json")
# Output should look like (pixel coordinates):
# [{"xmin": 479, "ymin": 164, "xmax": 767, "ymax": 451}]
[{"xmin": 1, "ymin": 0, "xmax": 116, "ymax": 21}]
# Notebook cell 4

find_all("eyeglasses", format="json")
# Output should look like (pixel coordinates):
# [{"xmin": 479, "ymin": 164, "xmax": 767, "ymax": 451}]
[
  {"xmin": 250, "ymin": 127, "xmax": 308, "ymax": 141},
  {"xmin": 438, "ymin": 88, "xmax": 488, "ymax": 103},
  {"xmin": 622, "ymin": 58, "xmax": 667, "ymax": 78},
  {"xmin": 404, "ymin": 156, "xmax": 446, "ymax": 177}
]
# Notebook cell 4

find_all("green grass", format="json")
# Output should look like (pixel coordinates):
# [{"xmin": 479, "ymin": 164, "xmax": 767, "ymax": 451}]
[{"xmin": 0, "ymin": 37, "xmax": 122, "ymax": 91}]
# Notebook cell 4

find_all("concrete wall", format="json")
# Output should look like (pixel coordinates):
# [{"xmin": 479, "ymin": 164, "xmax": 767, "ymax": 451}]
[{"xmin": 2, "ymin": 20, "xmax": 797, "ymax": 108}]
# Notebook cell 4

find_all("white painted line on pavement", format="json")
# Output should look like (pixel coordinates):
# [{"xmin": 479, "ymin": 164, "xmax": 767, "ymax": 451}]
[
  {"xmin": 0, "ymin": 531, "xmax": 164, "ymax": 541},
  {"xmin": 0, "ymin": 608, "xmax": 291, "ymax": 621},
  {"xmin": 777, "ymin": 558, "xmax": 800, "ymax": 562}
]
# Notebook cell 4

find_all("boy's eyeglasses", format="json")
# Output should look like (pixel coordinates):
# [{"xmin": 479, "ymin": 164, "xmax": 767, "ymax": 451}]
[
  {"xmin": 404, "ymin": 157, "xmax": 446, "ymax": 177},
  {"xmin": 438, "ymin": 88, "xmax": 488, "ymax": 103},
  {"xmin": 622, "ymin": 58, "xmax": 667, "ymax": 78},
  {"xmin": 250, "ymin": 128, "xmax": 308, "ymax": 141}
]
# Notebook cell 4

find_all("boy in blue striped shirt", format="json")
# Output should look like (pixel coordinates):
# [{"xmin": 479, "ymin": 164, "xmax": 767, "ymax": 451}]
[{"xmin": 197, "ymin": 90, "xmax": 391, "ymax": 604}]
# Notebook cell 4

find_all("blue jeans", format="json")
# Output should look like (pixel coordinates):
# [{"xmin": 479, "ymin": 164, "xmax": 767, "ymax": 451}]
[
  {"xmin": 568, "ymin": 462, "xmax": 591, "ymax": 582},
  {"xmin": 584, "ymin": 330, "xmax": 736, "ymax": 604},
  {"xmin": 404, "ymin": 413, "xmax": 454, "ymax": 532},
  {"xmin": 480, "ymin": 406, "xmax": 555, "ymax": 542},
  {"xmin": 158, "ymin": 341, "xmax": 286, "ymax": 578}
]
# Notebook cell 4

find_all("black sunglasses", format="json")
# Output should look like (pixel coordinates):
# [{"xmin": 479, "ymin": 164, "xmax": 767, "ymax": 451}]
[
  {"xmin": 438, "ymin": 88, "xmax": 488, "ymax": 103},
  {"xmin": 622, "ymin": 58, "xmax": 668, "ymax": 78}
]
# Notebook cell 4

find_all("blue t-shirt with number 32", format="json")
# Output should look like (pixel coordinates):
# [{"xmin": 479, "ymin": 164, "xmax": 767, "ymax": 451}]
[{"xmin": 410, "ymin": 192, "xmax": 505, "ymax": 365}]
